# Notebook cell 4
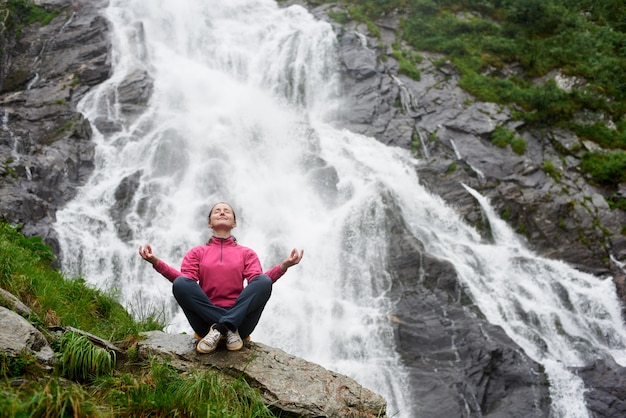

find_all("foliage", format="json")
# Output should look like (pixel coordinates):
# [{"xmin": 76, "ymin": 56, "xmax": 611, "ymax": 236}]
[
  {"xmin": 57, "ymin": 332, "xmax": 116, "ymax": 382},
  {"xmin": 0, "ymin": 351, "xmax": 38, "ymax": 378},
  {"xmin": 328, "ymin": 9, "xmax": 350, "ymax": 24},
  {"xmin": 339, "ymin": 0, "xmax": 626, "ymax": 150},
  {"xmin": 26, "ymin": 379, "xmax": 101, "ymax": 418},
  {"xmin": 490, "ymin": 125, "xmax": 526, "ymax": 154},
  {"xmin": 542, "ymin": 160, "xmax": 561, "ymax": 182},
  {"xmin": 580, "ymin": 151, "xmax": 626, "ymax": 186},
  {"xmin": 573, "ymin": 122, "xmax": 626, "ymax": 150},
  {"xmin": 0, "ymin": 221, "xmax": 165, "ymax": 341},
  {"xmin": 1, "ymin": 0, "xmax": 59, "ymax": 37},
  {"xmin": 391, "ymin": 44, "xmax": 421, "ymax": 80}
]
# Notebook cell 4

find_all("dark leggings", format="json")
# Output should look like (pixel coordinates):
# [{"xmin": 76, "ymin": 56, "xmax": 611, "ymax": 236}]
[{"xmin": 172, "ymin": 275, "xmax": 272, "ymax": 339}]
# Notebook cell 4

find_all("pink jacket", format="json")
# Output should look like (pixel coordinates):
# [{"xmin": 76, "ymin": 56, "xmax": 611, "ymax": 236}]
[{"xmin": 153, "ymin": 236, "xmax": 285, "ymax": 307}]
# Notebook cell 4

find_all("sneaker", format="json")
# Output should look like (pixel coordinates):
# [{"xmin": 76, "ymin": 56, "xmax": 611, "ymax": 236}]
[
  {"xmin": 226, "ymin": 329, "xmax": 243, "ymax": 351},
  {"xmin": 197, "ymin": 324, "xmax": 223, "ymax": 354}
]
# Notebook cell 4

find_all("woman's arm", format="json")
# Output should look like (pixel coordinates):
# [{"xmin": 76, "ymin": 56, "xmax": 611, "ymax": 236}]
[
  {"xmin": 138, "ymin": 244, "xmax": 184, "ymax": 283},
  {"xmin": 264, "ymin": 248, "xmax": 304, "ymax": 282}
]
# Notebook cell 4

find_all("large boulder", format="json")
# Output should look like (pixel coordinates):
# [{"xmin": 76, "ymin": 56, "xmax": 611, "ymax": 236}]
[
  {"xmin": 137, "ymin": 330, "xmax": 387, "ymax": 418},
  {"xmin": 0, "ymin": 306, "xmax": 54, "ymax": 364}
]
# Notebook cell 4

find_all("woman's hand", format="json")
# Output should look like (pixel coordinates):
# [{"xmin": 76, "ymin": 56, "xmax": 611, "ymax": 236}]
[
  {"xmin": 138, "ymin": 244, "xmax": 159, "ymax": 266},
  {"xmin": 280, "ymin": 248, "xmax": 304, "ymax": 272}
]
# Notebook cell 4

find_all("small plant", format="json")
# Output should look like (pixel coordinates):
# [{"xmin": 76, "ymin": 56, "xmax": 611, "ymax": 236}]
[
  {"xmin": 410, "ymin": 131, "xmax": 421, "ymax": 154},
  {"xmin": 511, "ymin": 137, "xmax": 527, "ymax": 155},
  {"xmin": 491, "ymin": 125, "xmax": 526, "ymax": 154},
  {"xmin": 391, "ymin": 44, "xmax": 421, "ymax": 81},
  {"xmin": 99, "ymin": 359, "xmax": 275, "ymax": 417},
  {"xmin": 607, "ymin": 194, "xmax": 626, "ymax": 211},
  {"xmin": 57, "ymin": 331, "xmax": 116, "ymax": 382},
  {"xmin": 542, "ymin": 160, "xmax": 561, "ymax": 182},
  {"xmin": 501, "ymin": 205, "xmax": 511, "ymax": 221},
  {"xmin": 3, "ymin": 157, "xmax": 19, "ymax": 179},
  {"xmin": 328, "ymin": 10, "xmax": 350, "ymax": 24}
]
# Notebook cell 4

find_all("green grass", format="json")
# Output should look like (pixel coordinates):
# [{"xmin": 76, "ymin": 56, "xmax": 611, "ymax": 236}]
[
  {"xmin": 0, "ymin": 223, "xmax": 164, "ymax": 341},
  {"xmin": 0, "ymin": 221, "xmax": 278, "ymax": 416}
]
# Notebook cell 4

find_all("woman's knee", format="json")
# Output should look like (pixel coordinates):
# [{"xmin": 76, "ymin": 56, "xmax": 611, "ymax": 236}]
[
  {"xmin": 172, "ymin": 276, "xmax": 195, "ymax": 297},
  {"xmin": 249, "ymin": 274, "xmax": 272, "ymax": 296}
]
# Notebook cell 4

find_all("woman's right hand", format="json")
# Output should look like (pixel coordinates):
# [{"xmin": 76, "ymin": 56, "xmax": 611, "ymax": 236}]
[{"xmin": 138, "ymin": 244, "xmax": 159, "ymax": 266}]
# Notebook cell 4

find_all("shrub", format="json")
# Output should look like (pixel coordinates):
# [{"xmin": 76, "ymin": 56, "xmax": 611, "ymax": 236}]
[
  {"xmin": 491, "ymin": 125, "xmax": 526, "ymax": 154},
  {"xmin": 581, "ymin": 151, "xmax": 626, "ymax": 186}
]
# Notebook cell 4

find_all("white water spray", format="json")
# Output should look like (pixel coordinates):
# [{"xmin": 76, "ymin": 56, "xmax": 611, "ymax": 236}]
[{"xmin": 54, "ymin": 1, "xmax": 626, "ymax": 417}]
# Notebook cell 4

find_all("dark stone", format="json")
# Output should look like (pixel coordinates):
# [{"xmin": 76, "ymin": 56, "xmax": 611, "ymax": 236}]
[{"xmin": 576, "ymin": 359, "xmax": 626, "ymax": 418}]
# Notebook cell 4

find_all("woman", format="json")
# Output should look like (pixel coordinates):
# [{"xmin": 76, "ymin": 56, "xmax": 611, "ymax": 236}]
[{"xmin": 139, "ymin": 202, "xmax": 304, "ymax": 354}]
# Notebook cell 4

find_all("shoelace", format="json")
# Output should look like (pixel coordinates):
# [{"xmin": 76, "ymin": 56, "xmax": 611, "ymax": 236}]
[
  {"xmin": 204, "ymin": 329, "xmax": 222, "ymax": 344},
  {"xmin": 226, "ymin": 331, "xmax": 240, "ymax": 344}
]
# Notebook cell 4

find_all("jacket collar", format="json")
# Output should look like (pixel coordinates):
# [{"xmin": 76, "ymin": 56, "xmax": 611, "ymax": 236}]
[{"xmin": 208, "ymin": 235, "xmax": 237, "ymax": 246}]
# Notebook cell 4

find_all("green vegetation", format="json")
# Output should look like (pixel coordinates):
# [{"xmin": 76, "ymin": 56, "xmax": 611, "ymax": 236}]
[
  {"xmin": 391, "ymin": 43, "xmax": 422, "ymax": 80},
  {"xmin": 580, "ymin": 151, "xmax": 626, "ymax": 187},
  {"xmin": 490, "ymin": 125, "xmax": 526, "ymax": 154},
  {"xmin": 0, "ymin": 221, "xmax": 276, "ymax": 416},
  {"xmin": 0, "ymin": 222, "xmax": 163, "ymax": 341},
  {"xmin": 1, "ymin": 0, "xmax": 59, "ymax": 37},
  {"xmin": 542, "ymin": 159, "xmax": 562, "ymax": 183},
  {"xmin": 1, "ymin": 358, "xmax": 275, "ymax": 417},
  {"xmin": 337, "ymin": 0, "xmax": 626, "ymax": 187},
  {"xmin": 2, "ymin": 158, "xmax": 18, "ymax": 179},
  {"xmin": 57, "ymin": 332, "xmax": 116, "ymax": 382}
]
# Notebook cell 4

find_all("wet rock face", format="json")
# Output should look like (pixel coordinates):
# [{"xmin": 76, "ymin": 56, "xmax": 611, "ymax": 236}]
[
  {"xmin": 0, "ymin": 0, "xmax": 111, "ymax": 258},
  {"xmin": 307, "ymin": 3, "xmax": 626, "ymax": 279},
  {"xmin": 385, "ymin": 201, "xmax": 551, "ymax": 416},
  {"xmin": 576, "ymin": 359, "xmax": 626, "ymax": 418}
]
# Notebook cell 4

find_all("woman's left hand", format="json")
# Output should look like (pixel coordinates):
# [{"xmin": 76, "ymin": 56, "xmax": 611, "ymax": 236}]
[{"xmin": 280, "ymin": 248, "xmax": 304, "ymax": 271}]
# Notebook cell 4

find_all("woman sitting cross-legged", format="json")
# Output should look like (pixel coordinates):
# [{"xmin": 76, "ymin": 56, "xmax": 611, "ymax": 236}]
[{"xmin": 139, "ymin": 202, "xmax": 304, "ymax": 353}]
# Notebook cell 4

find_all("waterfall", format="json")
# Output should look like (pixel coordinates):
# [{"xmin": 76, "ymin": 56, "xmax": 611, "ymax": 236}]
[{"xmin": 53, "ymin": 1, "xmax": 626, "ymax": 417}]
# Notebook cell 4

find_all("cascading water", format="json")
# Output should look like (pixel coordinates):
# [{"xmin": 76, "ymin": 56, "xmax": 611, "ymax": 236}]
[{"xmin": 53, "ymin": 1, "xmax": 626, "ymax": 417}]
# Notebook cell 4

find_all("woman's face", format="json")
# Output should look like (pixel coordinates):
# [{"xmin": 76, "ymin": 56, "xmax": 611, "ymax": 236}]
[{"xmin": 208, "ymin": 203, "xmax": 237, "ymax": 230}]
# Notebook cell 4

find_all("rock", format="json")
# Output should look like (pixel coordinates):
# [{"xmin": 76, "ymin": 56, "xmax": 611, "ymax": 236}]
[
  {"xmin": 576, "ymin": 359, "xmax": 626, "ymax": 418},
  {"xmin": 385, "ymin": 200, "xmax": 551, "ymax": 416},
  {"xmin": 0, "ymin": 0, "xmax": 111, "ymax": 261},
  {"xmin": 137, "ymin": 330, "xmax": 387, "ymax": 418},
  {"xmin": 0, "ymin": 288, "xmax": 33, "ymax": 316},
  {"xmin": 0, "ymin": 306, "xmax": 55, "ymax": 364}
]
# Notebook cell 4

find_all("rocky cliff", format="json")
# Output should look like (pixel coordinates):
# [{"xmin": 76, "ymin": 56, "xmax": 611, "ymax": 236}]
[
  {"xmin": 1, "ymin": 0, "xmax": 626, "ymax": 416},
  {"xmin": 0, "ymin": 0, "xmax": 111, "ymax": 257}
]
